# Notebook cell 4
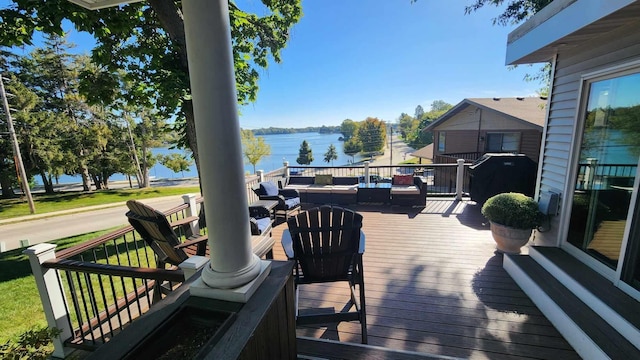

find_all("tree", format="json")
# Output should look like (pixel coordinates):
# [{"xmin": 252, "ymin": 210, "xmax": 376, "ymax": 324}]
[
  {"xmin": 0, "ymin": 0, "xmax": 303, "ymax": 181},
  {"xmin": 343, "ymin": 138, "xmax": 362, "ymax": 163},
  {"xmin": 296, "ymin": 140, "xmax": 313, "ymax": 165},
  {"xmin": 397, "ymin": 112, "xmax": 415, "ymax": 140},
  {"xmin": 464, "ymin": 0, "xmax": 553, "ymax": 26},
  {"xmin": 357, "ymin": 117, "xmax": 386, "ymax": 155},
  {"xmin": 323, "ymin": 144, "xmax": 338, "ymax": 165},
  {"xmin": 241, "ymin": 129, "xmax": 271, "ymax": 174},
  {"xmin": 159, "ymin": 153, "xmax": 193, "ymax": 178},
  {"xmin": 414, "ymin": 105, "xmax": 425, "ymax": 121},
  {"xmin": 340, "ymin": 119, "xmax": 358, "ymax": 141}
]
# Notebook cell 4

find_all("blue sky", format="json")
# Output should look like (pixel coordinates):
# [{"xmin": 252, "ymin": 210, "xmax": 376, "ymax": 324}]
[
  {"xmin": 3, "ymin": 0, "xmax": 545, "ymax": 129},
  {"xmin": 237, "ymin": 0, "xmax": 544, "ymax": 129}
]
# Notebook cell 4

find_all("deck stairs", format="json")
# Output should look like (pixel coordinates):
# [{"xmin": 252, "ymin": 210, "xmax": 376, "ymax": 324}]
[{"xmin": 504, "ymin": 246, "xmax": 640, "ymax": 359}]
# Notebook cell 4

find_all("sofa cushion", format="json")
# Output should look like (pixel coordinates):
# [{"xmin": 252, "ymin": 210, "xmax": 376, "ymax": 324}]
[
  {"xmin": 260, "ymin": 181, "xmax": 279, "ymax": 196},
  {"xmin": 314, "ymin": 174, "xmax": 333, "ymax": 185},
  {"xmin": 284, "ymin": 197, "xmax": 301, "ymax": 209},
  {"xmin": 393, "ymin": 174, "xmax": 414, "ymax": 185},
  {"xmin": 250, "ymin": 217, "xmax": 272, "ymax": 235},
  {"xmin": 390, "ymin": 186, "xmax": 420, "ymax": 195}
]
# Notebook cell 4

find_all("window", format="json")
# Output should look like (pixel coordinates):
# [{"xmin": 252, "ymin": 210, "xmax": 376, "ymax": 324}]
[
  {"xmin": 485, "ymin": 133, "xmax": 520, "ymax": 152},
  {"xmin": 438, "ymin": 132, "xmax": 446, "ymax": 152}
]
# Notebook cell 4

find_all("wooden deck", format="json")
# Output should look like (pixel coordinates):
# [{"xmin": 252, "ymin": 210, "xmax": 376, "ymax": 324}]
[{"xmin": 269, "ymin": 200, "xmax": 580, "ymax": 360}]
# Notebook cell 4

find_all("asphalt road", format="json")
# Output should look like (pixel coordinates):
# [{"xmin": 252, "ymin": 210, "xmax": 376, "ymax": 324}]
[{"xmin": 0, "ymin": 195, "xmax": 198, "ymax": 253}]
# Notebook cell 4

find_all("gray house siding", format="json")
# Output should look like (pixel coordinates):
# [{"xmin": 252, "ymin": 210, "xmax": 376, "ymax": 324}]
[{"xmin": 535, "ymin": 20, "xmax": 640, "ymax": 246}]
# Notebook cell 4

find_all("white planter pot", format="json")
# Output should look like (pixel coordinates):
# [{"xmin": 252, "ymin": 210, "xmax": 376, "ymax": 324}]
[{"xmin": 489, "ymin": 221, "xmax": 532, "ymax": 254}]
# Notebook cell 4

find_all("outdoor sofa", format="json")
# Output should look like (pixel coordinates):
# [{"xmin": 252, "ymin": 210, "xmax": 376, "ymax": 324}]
[
  {"xmin": 390, "ymin": 174, "xmax": 428, "ymax": 206},
  {"xmin": 284, "ymin": 175, "xmax": 359, "ymax": 205}
]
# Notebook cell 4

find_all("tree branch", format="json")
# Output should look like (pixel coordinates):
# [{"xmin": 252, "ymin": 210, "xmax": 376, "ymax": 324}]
[{"xmin": 147, "ymin": 0, "xmax": 188, "ymax": 69}]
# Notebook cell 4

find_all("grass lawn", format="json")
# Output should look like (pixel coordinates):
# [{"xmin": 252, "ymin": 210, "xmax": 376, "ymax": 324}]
[
  {"xmin": 0, "ymin": 230, "xmax": 116, "ymax": 343},
  {"xmin": 0, "ymin": 186, "xmax": 200, "ymax": 220}
]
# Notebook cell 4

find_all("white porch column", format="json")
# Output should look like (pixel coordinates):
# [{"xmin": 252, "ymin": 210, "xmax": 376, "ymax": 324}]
[
  {"xmin": 456, "ymin": 159, "xmax": 465, "ymax": 201},
  {"xmin": 182, "ymin": 0, "xmax": 265, "ymax": 295}
]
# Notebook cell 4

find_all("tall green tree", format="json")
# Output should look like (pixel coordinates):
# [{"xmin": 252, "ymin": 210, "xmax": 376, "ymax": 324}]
[
  {"xmin": 340, "ymin": 119, "xmax": 358, "ymax": 141},
  {"xmin": 414, "ymin": 105, "xmax": 425, "ymax": 121},
  {"xmin": 357, "ymin": 117, "xmax": 386, "ymax": 155},
  {"xmin": 296, "ymin": 140, "xmax": 313, "ymax": 165},
  {"xmin": 0, "ymin": 1, "xmax": 303, "ymax": 181},
  {"xmin": 241, "ymin": 129, "xmax": 271, "ymax": 174},
  {"xmin": 397, "ymin": 112, "xmax": 415, "ymax": 140},
  {"xmin": 343, "ymin": 138, "xmax": 362, "ymax": 163},
  {"xmin": 160, "ymin": 152, "xmax": 193, "ymax": 178},
  {"xmin": 323, "ymin": 144, "xmax": 338, "ymax": 165}
]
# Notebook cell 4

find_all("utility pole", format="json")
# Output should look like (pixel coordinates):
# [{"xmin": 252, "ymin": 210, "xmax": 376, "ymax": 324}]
[{"xmin": 1, "ymin": 75, "xmax": 36, "ymax": 213}]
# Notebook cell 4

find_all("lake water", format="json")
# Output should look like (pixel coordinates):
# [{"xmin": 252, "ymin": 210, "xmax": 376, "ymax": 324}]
[{"xmin": 43, "ymin": 132, "xmax": 360, "ymax": 185}]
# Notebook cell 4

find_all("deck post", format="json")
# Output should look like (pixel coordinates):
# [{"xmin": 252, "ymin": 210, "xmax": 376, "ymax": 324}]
[
  {"xmin": 364, "ymin": 161, "xmax": 370, "ymax": 185},
  {"xmin": 182, "ymin": 194, "xmax": 200, "ymax": 235},
  {"xmin": 23, "ymin": 243, "xmax": 72, "ymax": 359},
  {"xmin": 284, "ymin": 161, "xmax": 290, "ymax": 178},
  {"xmin": 257, "ymin": 169, "xmax": 264, "ymax": 182},
  {"xmin": 456, "ymin": 159, "xmax": 465, "ymax": 200}
]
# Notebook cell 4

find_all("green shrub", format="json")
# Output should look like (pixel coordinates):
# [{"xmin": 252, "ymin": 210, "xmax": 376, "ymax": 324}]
[
  {"xmin": 481, "ymin": 192, "xmax": 542, "ymax": 229},
  {"xmin": 0, "ymin": 327, "xmax": 60, "ymax": 360}
]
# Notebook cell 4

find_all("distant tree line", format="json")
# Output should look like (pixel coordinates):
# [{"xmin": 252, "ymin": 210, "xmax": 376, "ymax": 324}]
[{"xmin": 252, "ymin": 125, "xmax": 340, "ymax": 135}]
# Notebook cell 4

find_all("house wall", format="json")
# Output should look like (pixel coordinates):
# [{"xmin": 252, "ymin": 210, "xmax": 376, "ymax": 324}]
[
  {"xmin": 534, "ymin": 20, "xmax": 640, "ymax": 247},
  {"xmin": 432, "ymin": 105, "xmax": 542, "ymax": 162}
]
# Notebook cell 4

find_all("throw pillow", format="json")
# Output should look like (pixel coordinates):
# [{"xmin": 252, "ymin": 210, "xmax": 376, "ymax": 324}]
[
  {"xmin": 259, "ymin": 181, "xmax": 279, "ymax": 196},
  {"xmin": 393, "ymin": 174, "xmax": 414, "ymax": 185},
  {"xmin": 314, "ymin": 174, "xmax": 333, "ymax": 185}
]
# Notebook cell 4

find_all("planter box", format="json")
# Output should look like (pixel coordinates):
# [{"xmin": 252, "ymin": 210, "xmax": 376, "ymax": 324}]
[{"xmin": 88, "ymin": 261, "xmax": 296, "ymax": 360}]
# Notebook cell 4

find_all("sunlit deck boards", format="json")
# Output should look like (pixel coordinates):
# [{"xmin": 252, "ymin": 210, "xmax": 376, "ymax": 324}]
[{"xmin": 270, "ymin": 200, "xmax": 580, "ymax": 360}]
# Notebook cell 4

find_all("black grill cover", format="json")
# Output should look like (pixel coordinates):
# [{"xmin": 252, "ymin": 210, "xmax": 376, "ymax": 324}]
[{"xmin": 469, "ymin": 153, "xmax": 537, "ymax": 205}]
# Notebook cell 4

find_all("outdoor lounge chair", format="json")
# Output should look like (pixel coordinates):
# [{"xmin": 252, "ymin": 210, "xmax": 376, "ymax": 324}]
[
  {"xmin": 125, "ymin": 200, "xmax": 208, "ymax": 270},
  {"xmin": 253, "ymin": 181, "xmax": 301, "ymax": 221},
  {"xmin": 281, "ymin": 205, "xmax": 368, "ymax": 344}
]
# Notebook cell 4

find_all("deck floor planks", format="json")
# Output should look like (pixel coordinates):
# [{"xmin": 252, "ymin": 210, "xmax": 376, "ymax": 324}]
[{"xmin": 270, "ymin": 200, "xmax": 580, "ymax": 360}]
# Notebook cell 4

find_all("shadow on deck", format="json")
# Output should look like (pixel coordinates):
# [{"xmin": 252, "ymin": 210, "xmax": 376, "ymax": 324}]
[{"xmin": 270, "ymin": 199, "xmax": 579, "ymax": 360}]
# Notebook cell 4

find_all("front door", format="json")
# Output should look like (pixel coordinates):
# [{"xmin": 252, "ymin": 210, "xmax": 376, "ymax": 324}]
[{"xmin": 566, "ymin": 69, "xmax": 640, "ymax": 295}]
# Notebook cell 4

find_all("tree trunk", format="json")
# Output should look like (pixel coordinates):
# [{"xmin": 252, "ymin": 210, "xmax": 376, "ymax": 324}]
[
  {"xmin": 183, "ymin": 100, "xmax": 200, "ymax": 179},
  {"xmin": 92, "ymin": 174, "xmax": 103, "ymax": 190},
  {"xmin": 40, "ymin": 172, "xmax": 54, "ymax": 194},
  {"xmin": 140, "ymin": 144, "xmax": 149, "ymax": 188},
  {"xmin": 80, "ymin": 161, "xmax": 91, "ymax": 192},
  {"xmin": 0, "ymin": 174, "xmax": 15, "ymax": 198}
]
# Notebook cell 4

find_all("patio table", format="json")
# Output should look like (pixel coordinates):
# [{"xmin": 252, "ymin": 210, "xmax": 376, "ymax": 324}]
[
  {"xmin": 357, "ymin": 183, "xmax": 391, "ymax": 204},
  {"xmin": 249, "ymin": 199, "xmax": 279, "ymax": 220}
]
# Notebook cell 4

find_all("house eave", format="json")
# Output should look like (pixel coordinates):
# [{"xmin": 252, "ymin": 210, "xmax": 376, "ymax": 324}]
[{"xmin": 506, "ymin": 0, "xmax": 640, "ymax": 65}]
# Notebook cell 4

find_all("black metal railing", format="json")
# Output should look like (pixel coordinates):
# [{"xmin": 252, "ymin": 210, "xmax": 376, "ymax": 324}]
[{"xmin": 37, "ymin": 198, "xmax": 201, "ymax": 349}]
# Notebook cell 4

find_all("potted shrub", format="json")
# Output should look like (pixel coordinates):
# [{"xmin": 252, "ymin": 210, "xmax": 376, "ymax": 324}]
[{"xmin": 481, "ymin": 192, "xmax": 542, "ymax": 253}]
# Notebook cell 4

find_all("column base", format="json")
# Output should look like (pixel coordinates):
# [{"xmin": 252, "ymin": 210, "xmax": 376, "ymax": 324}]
[{"xmin": 190, "ymin": 260, "xmax": 272, "ymax": 303}]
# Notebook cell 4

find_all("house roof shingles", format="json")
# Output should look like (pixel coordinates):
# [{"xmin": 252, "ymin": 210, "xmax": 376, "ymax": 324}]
[{"xmin": 424, "ymin": 97, "xmax": 547, "ymax": 132}]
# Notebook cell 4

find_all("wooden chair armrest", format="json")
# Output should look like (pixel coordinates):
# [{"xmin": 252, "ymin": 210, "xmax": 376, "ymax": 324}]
[
  {"xmin": 169, "ymin": 216, "xmax": 199, "ymax": 228},
  {"xmin": 174, "ymin": 235, "xmax": 208, "ymax": 249}
]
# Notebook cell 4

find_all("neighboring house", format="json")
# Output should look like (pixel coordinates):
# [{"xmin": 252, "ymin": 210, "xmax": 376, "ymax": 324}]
[
  {"xmin": 423, "ymin": 97, "xmax": 546, "ymax": 164},
  {"xmin": 504, "ymin": 0, "xmax": 640, "ymax": 359},
  {"xmin": 410, "ymin": 143, "xmax": 433, "ymax": 164}
]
